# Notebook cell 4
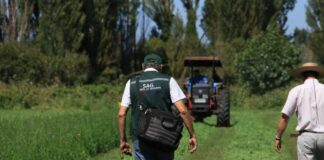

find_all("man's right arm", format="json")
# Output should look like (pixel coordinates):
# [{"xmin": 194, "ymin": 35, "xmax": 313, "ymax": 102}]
[
  {"xmin": 118, "ymin": 106, "xmax": 128, "ymax": 143},
  {"xmin": 274, "ymin": 88, "xmax": 296, "ymax": 153},
  {"xmin": 118, "ymin": 80, "xmax": 132, "ymax": 156},
  {"xmin": 174, "ymin": 100, "xmax": 197, "ymax": 153},
  {"xmin": 118, "ymin": 106, "xmax": 132, "ymax": 155},
  {"xmin": 274, "ymin": 113, "xmax": 290, "ymax": 153}
]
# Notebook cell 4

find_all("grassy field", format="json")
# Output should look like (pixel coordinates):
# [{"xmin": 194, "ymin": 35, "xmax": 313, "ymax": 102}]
[
  {"xmin": 0, "ymin": 108, "xmax": 120, "ymax": 160},
  {"xmin": 0, "ymin": 83, "xmax": 298, "ymax": 160},
  {"xmin": 93, "ymin": 109, "xmax": 297, "ymax": 160}
]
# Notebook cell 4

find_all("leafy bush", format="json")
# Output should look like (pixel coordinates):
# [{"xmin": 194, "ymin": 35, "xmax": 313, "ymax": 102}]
[
  {"xmin": 0, "ymin": 43, "xmax": 88, "ymax": 85},
  {"xmin": 0, "ymin": 83, "xmax": 124, "ymax": 110},
  {"xmin": 43, "ymin": 53, "xmax": 88, "ymax": 85},
  {"xmin": 235, "ymin": 30, "xmax": 301, "ymax": 93},
  {"xmin": 230, "ymin": 82, "xmax": 298, "ymax": 109},
  {"xmin": 0, "ymin": 44, "xmax": 45, "ymax": 83},
  {"xmin": 0, "ymin": 83, "xmax": 123, "ymax": 110}
]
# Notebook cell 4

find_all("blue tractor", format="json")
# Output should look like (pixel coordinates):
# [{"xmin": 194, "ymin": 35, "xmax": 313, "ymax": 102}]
[{"xmin": 183, "ymin": 56, "xmax": 230, "ymax": 127}]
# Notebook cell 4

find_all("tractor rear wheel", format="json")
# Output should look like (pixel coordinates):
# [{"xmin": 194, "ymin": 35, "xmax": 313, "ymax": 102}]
[{"xmin": 216, "ymin": 88, "xmax": 230, "ymax": 127}]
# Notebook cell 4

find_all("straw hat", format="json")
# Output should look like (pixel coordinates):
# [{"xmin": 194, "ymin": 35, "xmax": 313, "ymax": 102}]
[{"xmin": 292, "ymin": 62, "xmax": 324, "ymax": 79}]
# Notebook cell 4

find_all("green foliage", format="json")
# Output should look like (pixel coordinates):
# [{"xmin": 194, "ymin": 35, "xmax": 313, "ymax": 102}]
[
  {"xmin": 306, "ymin": 0, "xmax": 324, "ymax": 64},
  {"xmin": 36, "ymin": 0, "xmax": 124, "ymax": 82},
  {"xmin": 44, "ymin": 53, "xmax": 89, "ymax": 85},
  {"xmin": 144, "ymin": 36, "xmax": 188, "ymax": 78},
  {"xmin": 81, "ymin": 0, "xmax": 123, "ymax": 82},
  {"xmin": 119, "ymin": 1, "xmax": 139, "ymax": 75},
  {"xmin": 229, "ymin": 82, "xmax": 297, "ymax": 109},
  {"xmin": 209, "ymin": 38, "xmax": 246, "ymax": 83},
  {"xmin": 0, "ymin": 82, "xmax": 123, "ymax": 110},
  {"xmin": 37, "ymin": 0, "xmax": 85, "ymax": 54},
  {"xmin": 0, "ymin": 43, "xmax": 88, "ymax": 85},
  {"xmin": 0, "ymin": 109, "xmax": 119, "ymax": 160},
  {"xmin": 203, "ymin": 0, "xmax": 296, "ymax": 42},
  {"xmin": 293, "ymin": 28, "xmax": 309, "ymax": 46},
  {"xmin": 235, "ymin": 30, "xmax": 301, "ymax": 93},
  {"xmin": 144, "ymin": 0, "xmax": 174, "ymax": 41},
  {"xmin": 181, "ymin": 0, "xmax": 201, "ymax": 55},
  {"xmin": 0, "ymin": 43, "xmax": 44, "ymax": 83}
]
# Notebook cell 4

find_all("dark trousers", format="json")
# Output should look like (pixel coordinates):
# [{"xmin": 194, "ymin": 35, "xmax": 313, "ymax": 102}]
[{"xmin": 133, "ymin": 139, "xmax": 174, "ymax": 160}]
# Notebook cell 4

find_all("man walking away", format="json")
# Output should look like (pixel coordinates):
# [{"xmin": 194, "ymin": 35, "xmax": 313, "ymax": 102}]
[
  {"xmin": 118, "ymin": 54, "xmax": 197, "ymax": 160},
  {"xmin": 275, "ymin": 62, "xmax": 324, "ymax": 160}
]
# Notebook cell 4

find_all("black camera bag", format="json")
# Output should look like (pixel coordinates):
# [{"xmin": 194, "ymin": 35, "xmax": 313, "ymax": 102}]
[{"xmin": 135, "ymin": 76, "xmax": 183, "ymax": 151}]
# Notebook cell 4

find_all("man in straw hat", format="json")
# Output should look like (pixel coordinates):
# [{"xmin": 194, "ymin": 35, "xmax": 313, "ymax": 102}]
[{"xmin": 275, "ymin": 62, "xmax": 324, "ymax": 159}]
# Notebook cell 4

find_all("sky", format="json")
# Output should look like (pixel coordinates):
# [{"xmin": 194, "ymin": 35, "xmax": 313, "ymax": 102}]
[
  {"xmin": 136, "ymin": 0, "xmax": 309, "ymax": 41},
  {"xmin": 285, "ymin": 0, "xmax": 309, "ymax": 35}
]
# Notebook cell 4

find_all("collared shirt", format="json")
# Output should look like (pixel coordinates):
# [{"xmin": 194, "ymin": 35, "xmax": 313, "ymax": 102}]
[
  {"xmin": 282, "ymin": 79, "xmax": 324, "ymax": 132},
  {"xmin": 120, "ymin": 68, "xmax": 186, "ymax": 108}
]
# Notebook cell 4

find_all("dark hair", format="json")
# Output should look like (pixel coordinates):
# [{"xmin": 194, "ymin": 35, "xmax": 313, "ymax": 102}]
[{"xmin": 302, "ymin": 71, "xmax": 319, "ymax": 78}]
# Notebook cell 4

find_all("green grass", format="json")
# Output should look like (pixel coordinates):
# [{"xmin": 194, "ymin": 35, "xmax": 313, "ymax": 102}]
[
  {"xmin": 0, "ymin": 82, "xmax": 298, "ymax": 159},
  {"xmin": 93, "ymin": 109, "xmax": 297, "ymax": 160},
  {"xmin": 0, "ymin": 108, "xmax": 120, "ymax": 160},
  {"xmin": 0, "ymin": 82, "xmax": 127, "ymax": 159}
]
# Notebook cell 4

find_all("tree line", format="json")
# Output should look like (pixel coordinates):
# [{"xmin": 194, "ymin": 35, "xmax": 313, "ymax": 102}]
[{"xmin": 0, "ymin": 0, "xmax": 322, "ymax": 92}]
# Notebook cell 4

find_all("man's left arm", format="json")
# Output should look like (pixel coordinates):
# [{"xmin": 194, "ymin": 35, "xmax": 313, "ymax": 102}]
[
  {"xmin": 174, "ymin": 100, "xmax": 197, "ymax": 153},
  {"xmin": 169, "ymin": 77, "xmax": 197, "ymax": 153}
]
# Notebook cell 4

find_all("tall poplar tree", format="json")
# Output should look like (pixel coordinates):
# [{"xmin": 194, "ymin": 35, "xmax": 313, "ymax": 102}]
[
  {"xmin": 119, "ymin": 1, "xmax": 139, "ymax": 74},
  {"xmin": 144, "ymin": 0, "xmax": 174, "ymax": 41},
  {"xmin": 203, "ymin": 0, "xmax": 296, "ymax": 43},
  {"xmin": 306, "ymin": 0, "xmax": 324, "ymax": 64},
  {"xmin": 142, "ymin": 0, "xmax": 186, "ymax": 77},
  {"xmin": 37, "ymin": 0, "xmax": 85, "ymax": 54},
  {"xmin": 202, "ymin": 0, "xmax": 295, "ymax": 83},
  {"xmin": 81, "ymin": 0, "xmax": 122, "ymax": 82},
  {"xmin": 181, "ymin": 0, "xmax": 201, "ymax": 53},
  {"xmin": 37, "ymin": 0, "xmax": 125, "ymax": 82}
]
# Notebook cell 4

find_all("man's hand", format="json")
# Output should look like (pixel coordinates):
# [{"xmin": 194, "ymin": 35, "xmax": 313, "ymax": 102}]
[
  {"xmin": 274, "ymin": 114, "xmax": 289, "ymax": 153},
  {"xmin": 120, "ymin": 141, "xmax": 132, "ymax": 156},
  {"xmin": 174, "ymin": 100, "xmax": 197, "ymax": 153},
  {"xmin": 188, "ymin": 136, "xmax": 197, "ymax": 153},
  {"xmin": 274, "ymin": 138, "xmax": 281, "ymax": 153}
]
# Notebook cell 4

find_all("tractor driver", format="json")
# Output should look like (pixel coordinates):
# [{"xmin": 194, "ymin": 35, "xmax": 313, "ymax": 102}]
[
  {"xmin": 189, "ymin": 69, "xmax": 208, "ymax": 84},
  {"xmin": 187, "ymin": 69, "xmax": 208, "ymax": 97}
]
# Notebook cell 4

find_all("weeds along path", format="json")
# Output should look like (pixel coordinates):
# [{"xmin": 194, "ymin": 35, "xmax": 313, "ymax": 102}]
[{"xmin": 93, "ymin": 109, "xmax": 297, "ymax": 160}]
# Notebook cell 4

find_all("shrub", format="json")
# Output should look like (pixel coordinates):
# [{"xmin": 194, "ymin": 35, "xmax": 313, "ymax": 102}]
[
  {"xmin": 0, "ymin": 43, "xmax": 45, "ymax": 83},
  {"xmin": 230, "ymin": 82, "xmax": 298, "ymax": 109},
  {"xmin": 0, "ymin": 43, "xmax": 88, "ymax": 85},
  {"xmin": 0, "ymin": 82, "xmax": 123, "ymax": 110},
  {"xmin": 235, "ymin": 30, "xmax": 301, "ymax": 94},
  {"xmin": 42, "ymin": 53, "xmax": 88, "ymax": 85}
]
